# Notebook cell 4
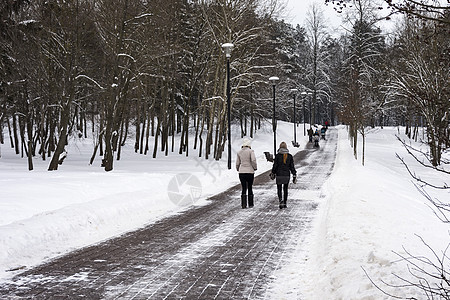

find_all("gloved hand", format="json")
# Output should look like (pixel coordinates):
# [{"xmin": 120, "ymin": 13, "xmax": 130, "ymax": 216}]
[
  {"xmin": 269, "ymin": 173, "xmax": 276, "ymax": 180},
  {"xmin": 293, "ymin": 175, "xmax": 297, "ymax": 184}
]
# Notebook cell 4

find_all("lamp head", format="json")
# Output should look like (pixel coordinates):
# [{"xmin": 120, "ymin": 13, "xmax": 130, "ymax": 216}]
[
  {"xmin": 269, "ymin": 76, "xmax": 279, "ymax": 85},
  {"xmin": 222, "ymin": 43, "xmax": 234, "ymax": 58}
]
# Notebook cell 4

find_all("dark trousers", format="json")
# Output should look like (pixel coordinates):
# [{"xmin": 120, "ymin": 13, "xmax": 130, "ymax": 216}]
[
  {"xmin": 239, "ymin": 173, "xmax": 254, "ymax": 196},
  {"xmin": 277, "ymin": 184, "xmax": 289, "ymax": 201}
]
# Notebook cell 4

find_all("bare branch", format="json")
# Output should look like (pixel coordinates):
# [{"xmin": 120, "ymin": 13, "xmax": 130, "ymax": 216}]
[
  {"xmin": 396, "ymin": 136, "xmax": 450, "ymax": 176},
  {"xmin": 396, "ymin": 153, "xmax": 449, "ymax": 190}
]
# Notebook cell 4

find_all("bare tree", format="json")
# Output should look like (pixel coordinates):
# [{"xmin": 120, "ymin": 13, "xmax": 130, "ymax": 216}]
[
  {"xmin": 325, "ymin": 0, "xmax": 449, "ymax": 24},
  {"xmin": 336, "ymin": 0, "xmax": 387, "ymax": 162},
  {"xmin": 389, "ymin": 16, "xmax": 449, "ymax": 166},
  {"xmin": 304, "ymin": 3, "xmax": 332, "ymax": 126}
]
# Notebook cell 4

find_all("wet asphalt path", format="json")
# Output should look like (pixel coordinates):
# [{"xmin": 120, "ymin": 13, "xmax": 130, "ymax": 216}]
[{"xmin": 0, "ymin": 128, "xmax": 337, "ymax": 299}]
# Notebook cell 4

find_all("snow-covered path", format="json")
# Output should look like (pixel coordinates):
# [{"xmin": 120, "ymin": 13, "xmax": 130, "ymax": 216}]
[{"xmin": 0, "ymin": 129, "xmax": 337, "ymax": 299}]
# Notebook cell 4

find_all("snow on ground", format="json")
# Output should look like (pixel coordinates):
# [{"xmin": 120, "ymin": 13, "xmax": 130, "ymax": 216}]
[
  {"xmin": 0, "ymin": 121, "xmax": 305, "ymax": 282},
  {"xmin": 1, "ymin": 122, "xmax": 449, "ymax": 299},
  {"xmin": 297, "ymin": 126, "xmax": 449, "ymax": 299}
]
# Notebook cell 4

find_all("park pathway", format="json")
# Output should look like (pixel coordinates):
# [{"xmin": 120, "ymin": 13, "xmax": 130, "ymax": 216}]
[{"xmin": 0, "ymin": 128, "xmax": 337, "ymax": 299}]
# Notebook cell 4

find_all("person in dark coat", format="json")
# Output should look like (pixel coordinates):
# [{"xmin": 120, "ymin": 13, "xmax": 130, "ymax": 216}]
[
  {"xmin": 236, "ymin": 138, "xmax": 257, "ymax": 208},
  {"xmin": 313, "ymin": 128, "xmax": 320, "ymax": 147},
  {"xmin": 307, "ymin": 128, "xmax": 313, "ymax": 143},
  {"xmin": 320, "ymin": 126, "xmax": 326, "ymax": 140},
  {"xmin": 270, "ymin": 142, "xmax": 297, "ymax": 209}
]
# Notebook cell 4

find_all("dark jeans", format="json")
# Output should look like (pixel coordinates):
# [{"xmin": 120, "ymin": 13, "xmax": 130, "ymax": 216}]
[
  {"xmin": 277, "ymin": 184, "xmax": 289, "ymax": 201},
  {"xmin": 239, "ymin": 173, "xmax": 254, "ymax": 196}
]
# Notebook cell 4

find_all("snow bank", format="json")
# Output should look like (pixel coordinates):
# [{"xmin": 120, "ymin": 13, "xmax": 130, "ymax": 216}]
[{"xmin": 301, "ymin": 126, "xmax": 449, "ymax": 299}]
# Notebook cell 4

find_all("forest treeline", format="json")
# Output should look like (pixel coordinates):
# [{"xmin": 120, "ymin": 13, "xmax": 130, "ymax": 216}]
[{"xmin": 0, "ymin": 0, "xmax": 448, "ymax": 171}]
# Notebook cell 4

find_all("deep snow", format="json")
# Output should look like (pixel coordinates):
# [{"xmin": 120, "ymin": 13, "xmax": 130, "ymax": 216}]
[{"xmin": 1, "ymin": 122, "xmax": 448, "ymax": 299}]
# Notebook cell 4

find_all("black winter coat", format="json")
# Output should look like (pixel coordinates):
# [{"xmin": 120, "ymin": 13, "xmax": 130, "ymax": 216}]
[{"xmin": 272, "ymin": 150, "xmax": 296, "ymax": 178}]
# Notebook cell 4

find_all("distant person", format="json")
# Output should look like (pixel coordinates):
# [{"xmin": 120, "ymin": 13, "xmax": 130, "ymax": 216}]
[
  {"xmin": 320, "ymin": 126, "xmax": 326, "ymax": 140},
  {"xmin": 236, "ymin": 138, "xmax": 257, "ymax": 208},
  {"xmin": 313, "ymin": 129, "xmax": 320, "ymax": 147},
  {"xmin": 307, "ymin": 128, "xmax": 313, "ymax": 143},
  {"xmin": 270, "ymin": 142, "xmax": 297, "ymax": 209}
]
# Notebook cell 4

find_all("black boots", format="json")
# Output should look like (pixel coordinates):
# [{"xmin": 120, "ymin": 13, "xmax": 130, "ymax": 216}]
[
  {"xmin": 279, "ymin": 198, "xmax": 287, "ymax": 209},
  {"xmin": 241, "ymin": 194, "xmax": 254, "ymax": 208},
  {"xmin": 248, "ymin": 194, "xmax": 254, "ymax": 208},
  {"xmin": 241, "ymin": 195, "xmax": 247, "ymax": 208}
]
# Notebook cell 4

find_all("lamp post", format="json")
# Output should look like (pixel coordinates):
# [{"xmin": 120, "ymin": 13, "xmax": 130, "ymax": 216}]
[
  {"xmin": 222, "ymin": 43, "xmax": 233, "ymax": 170},
  {"xmin": 291, "ymin": 88, "xmax": 298, "ymax": 145},
  {"xmin": 301, "ymin": 91, "xmax": 307, "ymax": 136},
  {"xmin": 269, "ymin": 76, "xmax": 279, "ymax": 156},
  {"xmin": 308, "ymin": 92, "xmax": 313, "ymax": 129}
]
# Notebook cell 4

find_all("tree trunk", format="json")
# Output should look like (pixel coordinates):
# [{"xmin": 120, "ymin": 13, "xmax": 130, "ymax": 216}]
[
  {"xmin": 18, "ymin": 115, "xmax": 25, "ymax": 158},
  {"xmin": 103, "ymin": 101, "xmax": 115, "ymax": 172},
  {"xmin": 89, "ymin": 142, "xmax": 99, "ymax": 165},
  {"xmin": 198, "ymin": 104, "xmax": 206, "ymax": 158},
  {"xmin": 362, "ymin": 129, "xmax": 365, "ymax": 166},
  {"xmin": 47, "ymin": 111, "xmax": 56, "ymax": 158},
  {"xmin": 135, "ymin": 103, "xmax": 141, "ymax": 153},
  {"xmin": 12, "ymin": 114, "xmax": 20, "ymax": 154},
  {"xmin": 353, "ymin": 125, "xmax": 358, "ymax": 160},
  {"xmin": 99, "ymin": 116, "xmax": 104, "ymax": 156},
  {"xmin": 184, "ymin": 101, "xmax": 189, "ymax": 157},
  {"xmin": 140, "ymin": 115, "xmax": 145, "ymax": 154},
  {"xmin": 153, "ymin": 117, "xmax": 161, "ymax": 158},
  {"xmin": 48, "ymin": 105, "xmax": 70, "ymax": 171},
  {"xmin": 116, "ymin": 118, "xmax": 125, "ymax": 160},
  {"xmin": 6, "ymin": 117, "xmax": 14, "ymax": 149},
  {"xmin": 171, "ymin": 92, "xmax": 175, "ymax": 153},
  {"xmin": 103, "ymin": 130, "xmax": 114, "ymax": 171},
  {"xmin": 38, "ymin": 105, "xmax": 47, "ymax": 161},
  {"xmin": 206, "ymin": 99, "xmax": 215, "ymax": 159},
  {"xmin": 250, "ymin": 102, "xmax": 254, "ymax": 139},
  {"xmin": 26, "ymin": 102, "xmax": 34, "ymax": 171},
  {"xmin": 240, "ymin": 113, "xmax": 244, "ymax": 138},
  {"xmin": 144, "ymin": 113, "xmax": 150, "ymax": 155},
  {"xmin": 0, "ymin": 115, "xmax": 4, "ymax": 145}
]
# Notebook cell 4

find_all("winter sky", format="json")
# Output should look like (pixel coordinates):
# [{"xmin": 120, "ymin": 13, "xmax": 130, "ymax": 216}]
[
  {"xmin": 284, "ymin": 0, "xmax": 343, "ymax": 28},
  {"xmin": 284, "ymin": 0, "xmax": 398, "ymax": 34}
]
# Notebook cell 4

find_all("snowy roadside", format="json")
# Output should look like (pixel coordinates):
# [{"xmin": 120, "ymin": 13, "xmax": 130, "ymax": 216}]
[
  {"xmin": 0, "ymin": 121, "xmax": 306, "ymax": 282},
  {"xmin": 300, "ymin": 126, "xmax": 449, "ymax": 299}
]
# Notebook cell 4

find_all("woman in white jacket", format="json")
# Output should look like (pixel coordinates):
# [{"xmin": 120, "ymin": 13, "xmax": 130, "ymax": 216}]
[{"xmin": 236, "ymin": 138, "xmax": 257, "ymax": 208}]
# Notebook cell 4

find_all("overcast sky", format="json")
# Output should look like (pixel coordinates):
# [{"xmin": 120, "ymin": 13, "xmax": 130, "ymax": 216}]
[
  {"xmin": 283, "ymin": 0, "xmax": 343, "ymax": 29},
  {"xmin": 283, "ymin": 0, "xmax": 398, "ymax": 34}
]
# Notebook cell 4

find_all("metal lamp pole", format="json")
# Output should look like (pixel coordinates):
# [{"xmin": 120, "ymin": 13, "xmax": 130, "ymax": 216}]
[
  {"xmin": 301, "ymin": 91, "xmax": 307, "ymax": 136},
  {"xmin": 291, "ymin": 88, "xmax": 298, "ymax": 144},
  {"xmin": 222, "ymin": 43, "xmax": 233, "ymax": 170},
  {"xmin": 269, "ymin": 76, "xmax": 279, "ymax": 156},
  {"xmin": 309, "ymin": 92, "xmax": 312, "ymax": 129}
]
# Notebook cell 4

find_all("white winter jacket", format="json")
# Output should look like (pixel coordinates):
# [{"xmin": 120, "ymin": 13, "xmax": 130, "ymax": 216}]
[{"xmin": 236, "ymin": 146, "xmax": 257, "ymax": 174}]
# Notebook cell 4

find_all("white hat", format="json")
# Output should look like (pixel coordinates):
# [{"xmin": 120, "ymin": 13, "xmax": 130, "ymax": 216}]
[{"xmin": 242, "ymin": 138, "xmax": 252, "ymax": 147}]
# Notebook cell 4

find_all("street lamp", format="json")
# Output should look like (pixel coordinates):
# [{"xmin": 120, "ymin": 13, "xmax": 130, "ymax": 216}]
[
  {"xmin": 308, "ymin": 91, "xmax": 313, "ymax": 129},
  {"xmin": 222, "ymin": 42, "xmax": 233, "ymax": 170},
  {"xmin": 291, "ymin": 88, "xmax": 299, "ymax": 147},
  {"xmin": 301, "ymin": 91, "xmax": 307, "ymax": 136},
  {"xmin": 269, "ymin": 76, "xmax": 279, "ymax": 157}
]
